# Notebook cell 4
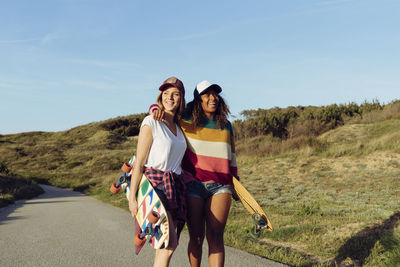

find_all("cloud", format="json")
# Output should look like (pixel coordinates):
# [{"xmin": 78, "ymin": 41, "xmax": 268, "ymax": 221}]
[
  {"xmin": 317, "ymin": 0, "xmax": 355, "ymax": 6},
  {"xmin": 0, "ymin": 76, "xmax": 122, "ymax": 96},
  {"xmin": 40, "ymin": 32, "xmax": 65, "ymax": 45},
  {"xmin": 164, "ymin": 28, "xmax": 225, "ymax": 41},
  {"xmin": 66, "ymin": 58, "xmax": 141, "ymax": 69},
  {"xmin": 0, "ymin": 77, "xmax": 61, "ymax": 92},
  {"xmin": 0, "ymin": 38, "xmax": 42, "ymax": 44},
  {"xmin": 0, "ymin": 75, "xmax": 112, "ymax": 90},
  {"xmin": 67, "ymin": 79, "xmax": 117, "ymax": 90},
  {"xmin": 0, "ymin": 31, "xmax": 65, "ymax": 45}
]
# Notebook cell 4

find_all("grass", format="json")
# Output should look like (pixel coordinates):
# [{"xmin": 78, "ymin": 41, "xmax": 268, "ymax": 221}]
[
  {"xmin": 0, "ymin": 174, "xmax": 44, "ymax": 207},
  {"xmin": 231, "ymin": 151, "xmax": 400, "ymax": 266},
  {"xmin": 1, "ymin": 114, "xmax": 400, "ymax": 266}
]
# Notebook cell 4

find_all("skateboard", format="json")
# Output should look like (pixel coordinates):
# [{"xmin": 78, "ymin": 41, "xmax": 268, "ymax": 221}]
[
  {"xmin": 232, "ymin": 177, "xmax": 273, "ymax": 237},
  {"xmin": 110, "ymin": 156, "xmax": 170, "ymax": 254}
]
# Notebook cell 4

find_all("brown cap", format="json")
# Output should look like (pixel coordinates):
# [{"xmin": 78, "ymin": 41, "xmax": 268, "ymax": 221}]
[{"xmin": 159, "ymin": 76, "xmax": 185, "ymax": 96}]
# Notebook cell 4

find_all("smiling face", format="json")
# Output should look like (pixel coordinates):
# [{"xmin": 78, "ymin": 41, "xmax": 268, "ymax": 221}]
[
  {"xmin": 200, "ymin": 89, "xmax": 219, "ymax": 118},
  {"xmin": 161, "ymin": 87, "xmax": 182, "ymax": 114}
]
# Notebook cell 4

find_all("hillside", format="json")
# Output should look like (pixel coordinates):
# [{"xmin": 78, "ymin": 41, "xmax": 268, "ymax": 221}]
[
  {"xmin": 1, "ymin": 102, "xmax": 400, "ymax": 266},
  {"xmin": 0, "ymin": 113, "xmax": 146, "ymax": 189},
  {"xmin": 231, "ymin": 119, "xmax": 400, "ymax": 266}
]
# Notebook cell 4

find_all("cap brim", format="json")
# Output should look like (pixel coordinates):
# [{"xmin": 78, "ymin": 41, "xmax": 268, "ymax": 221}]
[
  {"xmin": 200, "ymin": 84, "xmax": 222, "ymax": 95},
  {"xmin": 159, "ymin": 83, "xmax": 173, "ymax": 91},
  {"xmin": 159, "ymin": 83, "xmax": 185, "ymax": 95}
]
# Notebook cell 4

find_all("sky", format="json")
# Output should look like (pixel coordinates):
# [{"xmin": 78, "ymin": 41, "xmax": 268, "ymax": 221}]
[{"xmin": 1, "ymin": 0, "xmax": 399, "ymax": 134}]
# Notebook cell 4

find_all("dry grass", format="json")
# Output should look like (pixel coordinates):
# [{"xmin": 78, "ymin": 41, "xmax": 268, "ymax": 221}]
[
  {"xmin": 231, "ymin": 124, "xmax": 400, "ymax": 265},
  {"xmin": 1, "ymin": 113, "xmax": 400, "ymax": 266}
]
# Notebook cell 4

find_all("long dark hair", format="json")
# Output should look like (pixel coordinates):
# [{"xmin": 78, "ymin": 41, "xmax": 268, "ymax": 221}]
[{"xmin": 186, "ymin": 92, "xmax": 230, "ymax": 129}]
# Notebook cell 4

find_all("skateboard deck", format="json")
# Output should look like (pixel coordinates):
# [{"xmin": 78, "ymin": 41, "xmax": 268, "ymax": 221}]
[
  {"xmin": 232, "ymin": 177, "xmax": 273, "ymax": 236},
  {"xmin": 110, "ymin": 156, "xmax": 170, "ymax": 254}
]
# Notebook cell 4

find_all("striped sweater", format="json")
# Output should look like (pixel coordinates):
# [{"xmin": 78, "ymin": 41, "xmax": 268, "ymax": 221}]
[{"xmin": 180, "ymin": 115, "xmax": 238, "ymax": 185}]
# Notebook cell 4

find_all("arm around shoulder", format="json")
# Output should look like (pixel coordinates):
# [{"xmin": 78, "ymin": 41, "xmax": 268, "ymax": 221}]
[{"xmin": 147, "ymin": 104, "xmax": 165, "ymax": 121}]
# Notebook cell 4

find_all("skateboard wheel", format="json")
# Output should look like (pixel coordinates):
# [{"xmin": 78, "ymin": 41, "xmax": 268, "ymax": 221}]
[
  {"xmin": 121, "ymin": 162, "xmax": 132, "ymax": 173},
  {"xmin": 134, "ymin": 233, "xmax": 146, "ymax": 246},
  {"xmin": 148, "ymin": 211, "xmax": 160, "ymax": 224},
  {"xmin": 252, "ymin": 212, "xmax": 265, "ymax": 226},
  {"xmin": 109, "ymin": 183, "xmax": 120, "ymax": 194},
  {"xmin": 251, "ymin": 225, "xmax": 261, "ymax": 238}
]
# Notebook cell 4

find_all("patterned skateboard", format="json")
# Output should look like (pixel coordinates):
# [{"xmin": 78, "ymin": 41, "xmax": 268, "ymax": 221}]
[{"xmin": 110, "ymin": 156, "xmax": 170, "ymax": 254}]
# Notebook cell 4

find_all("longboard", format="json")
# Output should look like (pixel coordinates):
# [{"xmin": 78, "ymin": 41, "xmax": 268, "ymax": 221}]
[
  {"xmin": 110, "ymin": 156, "xmax": 170, "ymax": 254},
  {"xmin": 232, "ymin": 177, "xmax": 273, "ymax": 236}
]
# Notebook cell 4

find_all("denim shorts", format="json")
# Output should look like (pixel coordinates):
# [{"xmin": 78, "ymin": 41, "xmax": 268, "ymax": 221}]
[{"xmin": 186, "ymin": 180, "xmax": 233, "ymax": 199}]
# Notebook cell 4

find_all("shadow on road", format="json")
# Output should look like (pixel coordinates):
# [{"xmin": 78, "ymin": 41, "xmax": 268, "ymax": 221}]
[
  {"xmin": 333, "ymin": 211, "xmax": 400, "ymax": 266},
  {"xmin": 0, "ymin": 184, "xmax": 84, "ymax": 225}
]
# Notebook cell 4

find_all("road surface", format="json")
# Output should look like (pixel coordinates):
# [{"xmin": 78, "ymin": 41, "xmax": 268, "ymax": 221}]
[{"xmin": 0, "ymin": 185, "xmax": 288, "ymax": 267}]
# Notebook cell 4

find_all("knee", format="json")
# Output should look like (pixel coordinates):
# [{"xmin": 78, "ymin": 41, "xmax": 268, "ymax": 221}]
[
  {"xmin": 163, "ymin": 243, "xmax": 177, "ymax": 258},
  {"xmin": 189, "ymin": 228, "xmax": 204, "ymax": 244},
  {"xmin": 206, "ymin": 227, "xmax": 224, "ymax": 244},
  {"xmin": 166, "ymin": 247, "xmax": 176, "ymax": 257},
  {"xmin": 168, "ymin": 238, "xmax": 178, "ymax": 252},
  {"xmin": 189, "ymin": 235, "xmax": 204, "ymax": 248}
]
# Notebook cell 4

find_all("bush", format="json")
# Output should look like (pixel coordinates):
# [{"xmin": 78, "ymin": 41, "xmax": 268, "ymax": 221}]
[
  {"xmin": 0, "ymin": 162, "xmax": 9, "ymax": 174},
  {"xmin": 233, "ymin": 100, "xmax": 399, "ymax": 156},
  {"xmin": 234, "ymin": 100, "xmax": 394, "ymax": 142},
  {"xmin": 100, "ymin": 113, "xmax": 146, "ymax": 137}
]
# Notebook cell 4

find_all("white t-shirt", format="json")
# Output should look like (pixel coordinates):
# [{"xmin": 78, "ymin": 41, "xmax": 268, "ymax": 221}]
[{"xmin": 141, "ymin": 115, "xmax": 187, "ymax": 174}]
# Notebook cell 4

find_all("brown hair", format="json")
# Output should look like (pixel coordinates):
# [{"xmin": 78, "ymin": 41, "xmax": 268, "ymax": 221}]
[
  {"xmin": 186, "ymin": 92, "xmax": 230, "ymax": 129},
  {"xmin": 156, "ymin": 88, "xmax": 186, "ymax": 123}
]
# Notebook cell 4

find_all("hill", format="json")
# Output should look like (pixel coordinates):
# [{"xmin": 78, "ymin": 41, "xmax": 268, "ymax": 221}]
[{"xmin": 1, "ymin": 101, "xmax": 399, "ymax": 266}]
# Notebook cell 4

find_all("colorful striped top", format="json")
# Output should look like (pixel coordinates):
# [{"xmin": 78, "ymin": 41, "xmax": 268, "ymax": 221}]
[{"xmin": 180, "ymin": 115, "xmax": 238, "ymax": 185}]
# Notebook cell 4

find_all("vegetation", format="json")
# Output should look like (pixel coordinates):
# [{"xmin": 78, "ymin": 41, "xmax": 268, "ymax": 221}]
[
  {"xmin": 233, "ymin": 99, "xmax": 400, "ymax": 157},
  {"xmin": 0, "ymin": 162, "xmax": 44, "ymax": 207},
  {"xmin": 1, "ymin": 101, "xmax": 399, "ymax": 266}
]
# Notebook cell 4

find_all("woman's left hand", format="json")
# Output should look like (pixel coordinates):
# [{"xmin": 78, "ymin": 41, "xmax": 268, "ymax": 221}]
[{"xmin": 129, "ymin": 198, "xmax": 138, "ymax": 217}]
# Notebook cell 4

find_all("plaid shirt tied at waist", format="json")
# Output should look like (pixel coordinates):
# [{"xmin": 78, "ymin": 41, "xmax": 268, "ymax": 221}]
[{"xmin": 144, "ymin": 167, "xmax": 187, "ymax": 226}]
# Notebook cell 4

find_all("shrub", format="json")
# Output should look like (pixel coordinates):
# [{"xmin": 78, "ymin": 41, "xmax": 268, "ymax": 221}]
[
  {"xmin": 234, "ymin": 100, "xmax": 396, "ymax": 143},
  {"xmin": 0, "ymin": 162, "xmax": 9, "ymax": 174},
  {"xmin": 100, "ymin": 113, "xmax": 146, "ymax": 137}
]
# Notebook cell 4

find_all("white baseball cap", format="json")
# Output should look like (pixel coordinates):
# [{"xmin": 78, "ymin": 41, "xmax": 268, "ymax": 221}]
[{"xmin": 194, "ymin": 80, "xmax": 222, "ymax": 98}]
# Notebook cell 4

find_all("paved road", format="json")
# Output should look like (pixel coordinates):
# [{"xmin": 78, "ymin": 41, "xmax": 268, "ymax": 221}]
[{"xmin": 0, "ymin": 185, "xmax": 288, "ymax": 267}]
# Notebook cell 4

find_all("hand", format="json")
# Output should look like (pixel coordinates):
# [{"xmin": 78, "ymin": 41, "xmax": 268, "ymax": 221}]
[
  {"xmin": 148, "ymin": 104, "xmax": 159, "ymax": 114},
  {"xmin": 152, "ymin": 109, "xmax": 165, "ymax": 122},
  {"xmin": 129, "ymin": 198, "xmax": 138, "ymax": 217},
  {"xmin": 232, "ymin": 190, "xmax": 240, "ymax": 201}
]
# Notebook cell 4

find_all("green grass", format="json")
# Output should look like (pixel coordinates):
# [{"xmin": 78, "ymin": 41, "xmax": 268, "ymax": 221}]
[{"xmin": 1, "ymin": 114, "xmax": 400, "ymax": 266}]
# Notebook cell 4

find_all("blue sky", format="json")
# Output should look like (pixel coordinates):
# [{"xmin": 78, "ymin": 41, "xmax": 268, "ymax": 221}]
[{"xmin": 1, "ymin": 0, "xmax": 399, "ymax": 134}]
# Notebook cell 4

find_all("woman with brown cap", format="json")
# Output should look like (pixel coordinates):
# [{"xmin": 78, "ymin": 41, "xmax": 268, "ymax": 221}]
[{"xmin": 128, "ymin": 76, "xmax": 187, "ymax": 267}]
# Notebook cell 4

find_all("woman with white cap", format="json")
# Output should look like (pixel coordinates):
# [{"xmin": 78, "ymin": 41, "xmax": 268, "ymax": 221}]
[{"xmin": 182, "ymin": 81, "xmax": 237, "ymax": 267}]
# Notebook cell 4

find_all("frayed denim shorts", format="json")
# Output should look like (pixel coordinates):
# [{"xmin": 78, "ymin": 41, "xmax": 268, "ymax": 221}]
[{"xmin": 186, "ymin": 179, "xmax": 233, "ymax": 199}]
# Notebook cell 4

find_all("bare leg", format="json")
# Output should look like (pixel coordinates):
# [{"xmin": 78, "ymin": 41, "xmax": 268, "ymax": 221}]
[
  {"xmin": 205, "ymin": 193, "xmax": 232, "ymax": 267},
  {"xmin": 187, "ymin": 196, "xmax": 206, "ymax": 267},
  {"xmin": 153, "ymin": 211, "xmax": 178, "ymax": 267}
]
